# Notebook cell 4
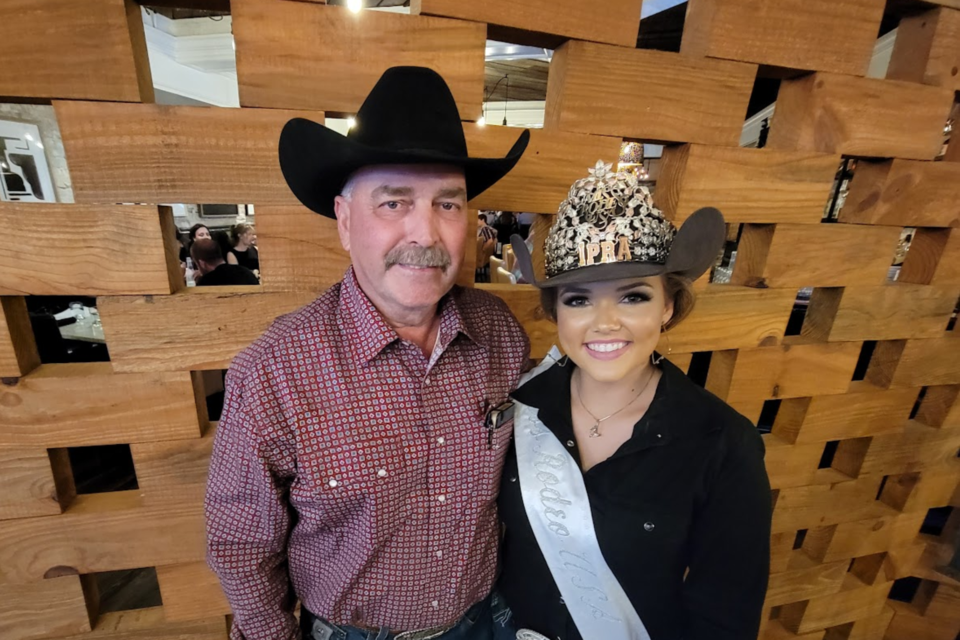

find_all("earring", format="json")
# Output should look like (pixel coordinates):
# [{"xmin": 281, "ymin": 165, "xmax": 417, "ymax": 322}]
[
  {"xmin": 556, "ymin": 354, "xmax": 569, "ymax": 368},
  {"xmin": 651, "ymin": 323, "xmax": 670, "ymax": 365}
]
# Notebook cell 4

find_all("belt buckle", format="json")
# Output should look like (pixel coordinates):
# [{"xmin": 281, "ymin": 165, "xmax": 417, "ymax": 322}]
[
  {"xmin": 394, "ymin": 625, "xmax": 454, "ymax": 640},
  {"xmin": 516, "ymin": 630, "xmax": 551, "ymax": 640}
]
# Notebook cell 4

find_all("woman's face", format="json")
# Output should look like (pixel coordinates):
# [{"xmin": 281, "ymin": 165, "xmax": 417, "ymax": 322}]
[
  {"xmin": 556, "ymin": 276, "xmax": 674, "ymax": 383},
  {"xmin": 242, "ymin": 228, "xmax": 257, "ymax": 245},
  {"xmin": 195, "ymin": 227, "xmax": 211, "ymax": 241}
]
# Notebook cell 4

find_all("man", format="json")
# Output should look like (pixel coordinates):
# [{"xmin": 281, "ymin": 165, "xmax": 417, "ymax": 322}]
[
  {"xmin": 476, "ymin": 213, "xmax": 497, "ymax": 282},
  {"xmin": 190, "ymin": 238, "xmax": 260, "ymax": 286},
  {"xmin": 204, "ymin": 66, "xmax": 531, "ymax": 640}
]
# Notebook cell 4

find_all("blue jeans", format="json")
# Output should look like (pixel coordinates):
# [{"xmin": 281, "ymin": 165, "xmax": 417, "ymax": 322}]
[
  {"xmin": 301, "ymin": 596, "xmax": 493, "ymax": 640},
  {"xmin": 490, "ymin": 591, "xmax": 517, "ymax": 640}
]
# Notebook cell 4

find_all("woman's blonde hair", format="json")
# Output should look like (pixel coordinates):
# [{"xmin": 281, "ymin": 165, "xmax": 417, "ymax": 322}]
[
  {"xmin": 539, "ymin": 273, "xmax": 696, "ymax": 331},
  {"xmin": 230, "ymin": 223, "xmax": 254, "ymax": 245}
]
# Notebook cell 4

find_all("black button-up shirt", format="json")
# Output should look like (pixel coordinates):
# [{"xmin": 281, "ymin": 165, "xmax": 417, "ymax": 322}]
[{"xmin": 497, "ymin": 358, "xmax": 772, "ymax": 640}]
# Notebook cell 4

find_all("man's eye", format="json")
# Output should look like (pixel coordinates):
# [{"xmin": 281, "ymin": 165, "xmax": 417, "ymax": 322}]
[
  {"xmin": 382, "ymin": 201, "xmax": 401, "ymax": 210},
  {"xmin": 440, "ymin": 202, "xmax": 460, "ymax": 211}
]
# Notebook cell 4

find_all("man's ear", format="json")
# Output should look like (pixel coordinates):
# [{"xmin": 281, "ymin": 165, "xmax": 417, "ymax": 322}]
[{"xmin": 334, "ymin": 195, "xmax": 352, "ymax": 252}]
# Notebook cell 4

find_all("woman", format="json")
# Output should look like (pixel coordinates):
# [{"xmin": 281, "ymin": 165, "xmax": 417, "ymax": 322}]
[
  {"xmin": 494, "ymin": 162, "xmax": 772, "ymax": 640},
  {"xmin": 226, "ymin": 223, "xmax": 260, "ymax": 275},
  {"xmin": 180, "ymin": 223, "xmax": 211, "ymax": 263}
]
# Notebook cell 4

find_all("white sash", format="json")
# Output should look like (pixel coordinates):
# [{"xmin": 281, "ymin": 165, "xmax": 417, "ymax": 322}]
[{"xmin": 513, "ymin": 348, "xmax": 651, "ymax": 640}]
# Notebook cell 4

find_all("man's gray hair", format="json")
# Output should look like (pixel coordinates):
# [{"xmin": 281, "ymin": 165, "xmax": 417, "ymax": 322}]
[{"xmin": 340, "ymin": 172, "xmax": 359, "ymax": 200}]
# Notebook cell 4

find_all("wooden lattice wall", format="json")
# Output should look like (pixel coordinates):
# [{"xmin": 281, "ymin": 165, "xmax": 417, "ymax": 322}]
[{"xmin": 1, "ymin": 0, "xmax": 960, "ymax": 638}]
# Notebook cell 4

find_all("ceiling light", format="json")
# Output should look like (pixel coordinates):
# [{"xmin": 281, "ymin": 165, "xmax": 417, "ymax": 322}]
[
  {"xmin": 347, "ymin": 117, "xmax": 356, "ymax": 130},
  {"xmin": 477, "ymin": 116, "xmax": 486, "ymax": 127},
  {"xmin": 36, "ymin": 141, "xmax": 44, "ymax": 149},
  {"xmin": 347, "ymin": 0, "xmax": 362, "ymax": 12},
  {"xmin": 25, "ymin": 133, "xmax": 33, "ymax": 141}
]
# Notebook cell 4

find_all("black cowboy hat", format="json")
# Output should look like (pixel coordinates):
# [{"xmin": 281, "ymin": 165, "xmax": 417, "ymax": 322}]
[{"xmin": 279, "ymin": 66, "xmax": 530, "ymax": 218}]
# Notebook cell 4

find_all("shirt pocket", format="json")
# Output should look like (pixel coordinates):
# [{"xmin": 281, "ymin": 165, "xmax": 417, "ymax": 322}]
[{"xmin": 304, "ymin": 435, "xmax": 414, "ymax": 535}]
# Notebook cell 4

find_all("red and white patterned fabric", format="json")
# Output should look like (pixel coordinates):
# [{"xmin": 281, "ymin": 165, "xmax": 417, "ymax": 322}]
[{"xmin": 205, "ymin": 267, "xmax": 530, "ymax": 640}]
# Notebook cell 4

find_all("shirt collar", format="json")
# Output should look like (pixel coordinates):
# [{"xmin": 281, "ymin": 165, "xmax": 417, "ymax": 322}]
[
  {"xmin": 511, "ymin": 354, "xmax": 721, "ymax": 446},
  {"xmin": 338, "ymin": 267, "xmax": 479, "ymax": 365}
]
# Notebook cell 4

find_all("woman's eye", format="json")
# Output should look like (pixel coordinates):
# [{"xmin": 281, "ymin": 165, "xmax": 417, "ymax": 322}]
[
  {"xmin": 560, "ymin": 296, "xmax": 589, "ymax": 307},
  {"xmin": 622, "ymin": 292, "xmax": 651, "ymax": 304}
]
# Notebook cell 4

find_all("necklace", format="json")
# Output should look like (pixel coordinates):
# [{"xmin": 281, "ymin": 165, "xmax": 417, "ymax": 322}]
[{"xmin": 575, "ymin": 367, "xmax": 656, "ymax": 438}]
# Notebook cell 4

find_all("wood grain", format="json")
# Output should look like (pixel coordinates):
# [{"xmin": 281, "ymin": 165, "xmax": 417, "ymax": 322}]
[
  {"xmin": 131, "ymin": 428, "xmax": 214, "ymax": 507},
  {"xmin": 802, "ymin": 513, "xmax": 927, "ymax": 563},
  {"xmin": 839, "ymin": 159, "xmax": 960, "ymax": 227},
  {"xmin": 0, "ymin": 491, "xmax": 205, "ymax": 583},
  {"xmin": 544, "ymin": 40, "xmax": 757, "ymax": 145},
  {"xmin": 888, "ymin": 6, "xmax": 960, "ymax": 91},
  {"xmin": 810, "ymin": 284, "xmax": 959, "ymax": 342},
  {"xmin": 681, "ymin": 0, "xmax": 884, "ymax": 76},
  {"xmin": 654, "ymin": 145, "xmax": 839, "ymax": 225},
  {"xmin": 156, "ymin": 562, "xmax": 230, "ymax": 622},
  {"xmin": 707, "ymin": 343, "xmax": 862, "ymax": 406},
  {"xmin": 0, "ymin": 447, "xmax": 73, "ymax": 520},
  {"xmin": 412, "ymin": 0, "xmax": 643, "ymax": 48},
  {"xmin": 834, "ymin": 422, "xmax": 960, "ymax": 478},
  {"xmin": 55, "ymin": 607, "xmax": 227, "ymax": 639},
  {"xmin": 233, "ymin": 0, "xmax": 484, "ymax": 118},
  {"xmin": 764, "ymin": 550, "xmax": 847, "ymax": 607},
  {"xmin": 98, "ymin": 288, "xmax": 317, "ymax": 372},
  {"xmin": 771, "ymin": 475, "xmax": 895, "ymax": 534},
  {"xmin": 899, "ymin": 228, "xmax": 960, "ymax": 285},
  {"xmin": 56, "ymin": 101, "xmax": 320, "ymax": 205},
  {"xmin": 0, "ymin": 203, "xmax": 176, "ymax": 295},
  {"xmin": 732, "ymin": 223, "xmax": 900, "ymax": 288},
  {"xmin": 0, "ymin": 363, "xmax": 204, "ymax": 447},
  {"xmin": 768, "ymin": 73, "xmax": 954, "ymax": 160},
  {"xmin": 0, "ymin": 297, "xmax": 40, "ymax": 379},
  {"xmin": 773, "ymin": 388, "xmax": 918, "ymax": 444},
  {"xmin": 0, "ymin": 0, "xmax": 151, "ymax": 102},
  {"xmin": 257, "ymin": 204, "xmax": 351, "ymax": 293},
  {"xmin": 868, "ymin": 335, "xmax": 960, "ymax": 388},
  {"xmin": 464, "ymin": 125, "xmax": 622, "ymax": 214},
  {"xmin": 0, "ymin": 575, "xmax": 93, "ymax": 640},
  {"xmin": 780, "ymin": 576, "xmax": 893, "ymax": 633}
]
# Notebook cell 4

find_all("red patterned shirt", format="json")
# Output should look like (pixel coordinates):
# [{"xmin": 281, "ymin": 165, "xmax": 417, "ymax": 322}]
[{"xmin": 205, "ymin": 268, "xmax": 529, "ymax": 640}]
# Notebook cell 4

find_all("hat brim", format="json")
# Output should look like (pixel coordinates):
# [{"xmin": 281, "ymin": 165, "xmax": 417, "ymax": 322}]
[
  {"xmin": 279, "ymin": 118, "xmax": 530, "ymax": 218},
  {"xmin": 513, "ymin": 207, "xmax": 726, "ymax": 288}
]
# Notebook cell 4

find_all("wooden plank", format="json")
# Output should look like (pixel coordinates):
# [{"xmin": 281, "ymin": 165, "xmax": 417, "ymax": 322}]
[
  {"xmin": 707, "ymin": 343, "xmax": 862, "ymax": 406},
  {"xmin": 780, "ymin": 576, "xmax": 892, "ymax": 634},
  {"xmin": 56, "ymin": 101, "xmax": 321, "ymax": 205},
  {"xmin": 763, "ymin": 621, "xmax": 826, "ymax": 640},
  {"xmin": 899, "ymin": 228, "xmax": 960, "ymax": 285},
  {"xmin": 0, "ymin": 575, "xmax": 93, "ymax": 640},
  {"xmin": 763, "ymin": 434, "xmax": 849, "ymax": 490},
  {"xmin": 771, "ymin": 475, "xmax": 895, "ymax": 534},
  {"xmin": 663, "ymin": 286, "xmax": 795, "ymax": 352},
  {"xmin": 834, "ymin": 422, "xmax": 960, "ymax": 478},
  {"xmin": 887, "ymin": 7, "xmax": 960, "ymax": 91},
  {"xmin": 544, "ymin": 40, "xmax": 757, "ymax": 145},
  {"xmin": 156, "ymin": 563, "xmax": 230, "ymax": 622},
  {"xmin": 808, "ymin": 284, "xmax": 958, "ymax": 342},
  {"xmin": 0, "ymin": 203, "xmax": 176, "ymax": 295},
  {"xmin": 680, "ymin": 0, "xmax": 884, "ymax": 76},
  {"xmin": 0, "ymin": 0, "xmax": 150, "ymax": 102},
  {"xmin": 0, "ymin": 448, "xmax": 75, "ymax": 520},
  {"xmin": 867, "ymin": 336, "xmax": 960, "ymax": 388},
  {"xmin": 765, "ymin": 550, "xmax": 847, "ymax": 607},
  {"xmin": 731, "ymin": 223, "xmax": 900, "ymax": 288},
  {"xmin": 767, "ymin": 73, "xmax": 954, "ymax": 160},
  {"xmin": 886, "ymin": 589, "xmax": 960, "ymax": 640},
  {"xmin": 823, "ymin": 607, "xmax": 895, "ymax": 640},
  {"xmin": 0, "ymin": 297, "xmax": 40, "ymax": 379},
  {"xmin": 839, "ymin": 159, "xmax": 960, "ymax": 227},
  {"xmin": 411, "ymin": 0, "xmax": 643, "ymax": 48},
  {"xmin": 0, "ymin": 363, "xmax": 204, "ymax": 447},
  {"xmin": 131, "ymin": 428, "xmax": 214, "ymax": 508},
  {"xmin": 915, "ymin": 384, "xmax": 960, "ymax": 427},
  {"xmin": 99, "ymin": 288, "xmax": 316, "ymax": 372},
  {"xmin": 0, "ymin": 491, "xmax": 205, "ymax": 583},
  {"xmin": 773, "ymin": 388, "xmax": 918, "ymax": 444},
  {"xmin": 57, "ymin": 606, "xmax": 227, "ymax": 640},
  {"xmin": 654, "ymin": 145, "xmax": 839, "ymax": 225},
  {"xmin": 880, "ymin": 465, "xmax": 960, "ymax": 512},
  {"xmin": 802, "ymin": 513, "xmax": 927, "ymax": 562},
  {"xmin": 464, "ymin": 126, "xmax": 622, "ymax": 215},
  {"xmin": 233, "ymin": 0, "xmax": 485, "ymax": 118}
]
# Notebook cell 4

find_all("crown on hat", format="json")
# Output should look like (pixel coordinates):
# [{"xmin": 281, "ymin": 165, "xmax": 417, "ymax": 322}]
[{"xmin": 543, "ymin": 161, "xmax": 677, "ymax": 278}]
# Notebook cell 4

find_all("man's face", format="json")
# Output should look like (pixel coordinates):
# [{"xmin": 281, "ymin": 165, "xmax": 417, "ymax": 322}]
[{"xmin": 334, "ymin": 164, "xmax": 468, "ymax": 323}]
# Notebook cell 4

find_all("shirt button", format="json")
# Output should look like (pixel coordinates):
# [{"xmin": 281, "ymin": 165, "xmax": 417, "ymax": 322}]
[
  {"xmin": 566, "ymin": 440, "xmax": 575, "ymax": 448},
  {"xmin": 644, "ymin": 522, "xmax": 655, "ymax": 532},
  {"xmin": 436, "ymin": 550, "xmax": 443, "ymax": 559},
  {"xmin": 656, "ymin": 433, "xmax": 662, "ymax": 439},
  {"xmin": 437, "ymin": 437, "xmax": 445, "ymax": 445},
  {"xmin": 431, "ymin": 600, "xmax": 439, "ymax": 609},
  {"xmin": 438, "ymin": 494, "xmax": 446, "ymax": 503},
  {"xmin": 328, "ymin": 479, "xmax": 338, "ymax": 488},
  {"xmin": 377, "ymin": 469, "xmax": 387, "ymax": 478}
]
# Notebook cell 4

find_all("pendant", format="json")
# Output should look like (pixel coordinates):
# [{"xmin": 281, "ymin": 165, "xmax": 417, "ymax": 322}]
[{"xmin": 589, "ymin": 422, "xmax": 601, "ymax": 438}]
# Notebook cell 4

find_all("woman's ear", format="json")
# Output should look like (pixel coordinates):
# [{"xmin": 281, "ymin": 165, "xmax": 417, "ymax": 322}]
[{"xmin": 661, "ymin": 283, "xmax": 675, "ymax": 328}]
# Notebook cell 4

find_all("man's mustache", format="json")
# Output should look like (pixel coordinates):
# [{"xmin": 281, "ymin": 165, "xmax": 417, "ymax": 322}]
[{"xmin": 384, "ymin": 245, "xmax": 452, "ymax": 272}]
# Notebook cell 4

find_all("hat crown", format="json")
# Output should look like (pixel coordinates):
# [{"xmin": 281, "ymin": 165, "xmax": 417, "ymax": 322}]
[
  {"xmin": 350, "ymin": 66, "xmax": 467, "ymax": 158},
  {"xmin": 544, "ymin": 161, "xmax": 676, "ymax": 278}
]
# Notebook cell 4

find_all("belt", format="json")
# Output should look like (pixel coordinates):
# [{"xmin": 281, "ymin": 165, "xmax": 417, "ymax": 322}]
[
  {"xmin": 393, "ymin": 625, "xmax": 456, "ymax": 640},
  {"xmin": 308, "ymin": 615, "xmax": 455, "ymax": 640}
]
